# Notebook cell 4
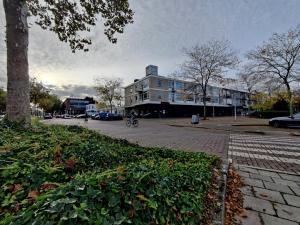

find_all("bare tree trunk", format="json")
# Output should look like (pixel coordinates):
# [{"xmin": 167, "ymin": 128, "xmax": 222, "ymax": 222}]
[
  {"xmin": 203, "ymin": 97, "xmax": 207, "ymax": 120},
  {"xmin": 285, "ymin": 82, "xmax": 293, "ymax": 116},
  {"xmin": 109, "ymin": 101, "xmax": 113, "ymax": 113},
  {"xmin": 4, "ymin": 0, "xmax": 31, "ymax": 125}
]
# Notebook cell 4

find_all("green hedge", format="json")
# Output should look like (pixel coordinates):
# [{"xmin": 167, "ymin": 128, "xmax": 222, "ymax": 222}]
[{"xmin": 0, "ymin": 122, "xmax": 219, "ymax": 224}]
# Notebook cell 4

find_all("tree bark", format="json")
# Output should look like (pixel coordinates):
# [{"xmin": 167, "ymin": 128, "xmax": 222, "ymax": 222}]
[
  {"xmin": 285, "ymin": 81, "xmax": 293, "ymax": 117},
  {"xmin": 4, "ymin": 0, "xmax": 31, "ymax": 124},
  {"xmin": 203, "ymin": 94, "xmax": 207, "ymax": 120}
]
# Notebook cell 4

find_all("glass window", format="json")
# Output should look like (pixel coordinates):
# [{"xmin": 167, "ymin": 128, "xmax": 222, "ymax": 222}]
[
  {"xmin": 143, "ymin": 79, "xmax": 149, "ymax": 89},
  {"xmin": 168, "ymin": 80, "xmax": 174, "ymax": 89},
  {"xmin": 175, "ymin": 93, "xmax": 183, "ymax": 102},
  {"xmin": 157, "ymin": 80, "xmax": 162, "ymax": 87},
  {"xmin": 143, "ymin": 91, "xmax": 149, "ymax": 100},
  {"xmin": 294, "ymin": 113, "xmax": 300, "ymax": 118},
  {"xmin": 168, "ymin": 93, "xmax": 174, "ymax": 102},
  {"xmin": 175, "ymin": 81, "xmax": 184, "ymax": 90}
]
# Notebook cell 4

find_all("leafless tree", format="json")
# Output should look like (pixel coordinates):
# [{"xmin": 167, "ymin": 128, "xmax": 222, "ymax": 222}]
[
  {"xmin": 180, "ymin": 40, "xmax": 239, "ymax": 119},
  {"xmin": 246, "ymin": 26, "xmax": 300, "ymax": 116},
  {"xmin": 237, "ymin": 64, "xmax": 262, "ymax": 94},
  {"xmin": 95, "ymin": 78, "xmax": 123, "ymax": 113}
]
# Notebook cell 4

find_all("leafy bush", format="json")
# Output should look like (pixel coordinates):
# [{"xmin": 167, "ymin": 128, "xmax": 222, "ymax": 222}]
[{"xmin": 0, "ymin": 122, "xmax": 219, "ymax": 224}]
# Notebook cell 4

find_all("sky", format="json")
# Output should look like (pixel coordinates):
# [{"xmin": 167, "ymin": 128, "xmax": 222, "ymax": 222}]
[{"xmin": 1, "ymin": 0, "xmax": 300, "ymax": 98}]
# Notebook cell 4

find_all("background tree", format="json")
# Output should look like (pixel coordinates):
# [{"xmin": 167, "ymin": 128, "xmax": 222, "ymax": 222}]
[
  {"xmin": 30, "ymin": 78, "xmax": 62, "ymax": 113},
  {"xmin": 30, "ymin": 77, "xmax": 50, "ymax": 105},
  {"xmin": 237, "ymin": 64, "xmax": 261, "ymax": 94},
  {"xmin": 0, "ymin": 87, "xmax": 6, "ymax": 113},
  {"xmin": 95, "ymin": 78, "xmax": 122, "ymax": 113},
  {"xmin": 38, "ymin": 94, "xmax": 62, "ymax": 113},
  {"xmin": 179, "ymin": 40, "xmax": 239, "ymax": 119},
  {"xmin": 3, "ymin": 0, "xmax": 134, "ymax": 124},
  {"xmin": 246, "ymin": 26, "xmax": 300, "ymax": 116}
]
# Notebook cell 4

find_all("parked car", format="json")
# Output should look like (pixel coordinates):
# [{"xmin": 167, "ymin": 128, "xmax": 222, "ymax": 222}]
[
  {"xmin": 44, "ymin": 113, "xmax": 53, "ymax": 119},
  {"xmin": 105, "ymin": 113, "xmax": 123, "ymax": 121},
  {"xmin": 269, "ymin": 112, "xmax": 300, "ymax": 128},
  {"xmin": 98, "ymin": 112, "xmax": 109, "ymax": 120},
  {"xmin": 63, "ymin": 114, "xmax": 71, "ymax": 119}
]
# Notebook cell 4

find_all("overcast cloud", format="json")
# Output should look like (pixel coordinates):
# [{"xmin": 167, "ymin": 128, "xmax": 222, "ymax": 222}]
[{"xmin": 1, "ymin": 0, "xmax": 300, "ymax": 99}]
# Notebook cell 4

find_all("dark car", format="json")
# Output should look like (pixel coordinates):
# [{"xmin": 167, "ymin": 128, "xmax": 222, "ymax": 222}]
[
  {"xmin": 105, "ymin": 113, "xmax": 123, "ymax": 121},
  {"xmin": 269, "ymin": 112, "xmax": 300, "ymax": 128},
  {"xmin": 44, "ymin": 113, "xmax": 53, "ymax": 119},
  {"xmin": 98, "ymin": 112, "xmax": 109, "ymax": 120}
]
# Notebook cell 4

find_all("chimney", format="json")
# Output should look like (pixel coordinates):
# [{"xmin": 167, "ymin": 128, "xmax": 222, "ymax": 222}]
[{"xmin": 146, "ymin": 65, "xmax": 158, "ymax": 76}]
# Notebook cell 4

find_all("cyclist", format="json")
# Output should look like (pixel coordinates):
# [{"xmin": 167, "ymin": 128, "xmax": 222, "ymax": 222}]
[{"xmin": 130, "ymin": 111, "xmax": 137, "ymax": 123}]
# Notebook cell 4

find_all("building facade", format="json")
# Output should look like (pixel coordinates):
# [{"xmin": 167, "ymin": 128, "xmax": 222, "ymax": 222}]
[
  {"xmin": 63, "ymin": 98, "xmax": 91, "ymax": 115},
  {"xmin": 124, "ymin": 65, "xmax": 249, "ymax": 117}
]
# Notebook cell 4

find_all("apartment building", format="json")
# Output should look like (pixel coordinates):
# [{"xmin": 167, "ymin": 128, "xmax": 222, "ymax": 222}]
[{"xmin": 124, "ymin": 65, "xmax": 249, "ymax": 117}]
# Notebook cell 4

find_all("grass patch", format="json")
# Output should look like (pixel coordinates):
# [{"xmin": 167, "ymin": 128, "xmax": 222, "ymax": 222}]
[{"xmin": 0, "ymin": 122, "xmax": 219, "ymax": 224}]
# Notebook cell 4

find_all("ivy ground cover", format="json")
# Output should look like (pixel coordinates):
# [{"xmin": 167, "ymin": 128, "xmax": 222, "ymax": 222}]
[{"xmin": 0, "ymin": 122, "xmax": 219, "ymax": 225}]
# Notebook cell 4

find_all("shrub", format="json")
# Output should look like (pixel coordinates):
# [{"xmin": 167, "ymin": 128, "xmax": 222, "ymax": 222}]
[{"xmin": 0, "ymin": 122, "xmax": 219, "ymax": 224}]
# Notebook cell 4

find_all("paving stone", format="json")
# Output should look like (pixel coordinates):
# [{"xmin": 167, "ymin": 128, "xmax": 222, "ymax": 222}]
[
  {"xmin": 259, "ymin": 170, "xmax": 281, "ymax": 178},
  {"xmin": 260, "ymin": 213, "xmax": 298, "ymax": 225},
  {"xmin": 250, "ymin": 173, "xmax": 273, "ymax": 182},
  {"xmin": 263, "ymin": 181, "xmax": 294, "ymax": 194},
  {"xmin": 272, "ymin": 178, "xmax": 299, "ymax": 188},
  {"xmin": 278, "ymin": 173, "xmax": 300, "ymax": 183},
  {"xmin": 253, "ymin": 187, "xmax": 285, "ymax": 204},
  {"xmin": 244, "ymin": 178, "xmax": 264, "ymax": 188},
  {"xmin": 236, "ymin": 210, "xmax": 261, "ymax": 225},
  {"xmin": 240, "ymin": 186, "xmax": 254, "ymax": 196},
  {"xmin": 239, "ymin": 166, "xmax": 259, "ymax": 174},
  {"xmin": 239, "ymin": 171, "xmax": 250, "ymax": 178},
  {"xmin": 274, "ymin": 203, "xmax": 300, "ymax": 222},
  {"xmin": 283, "ymin": 194, "xmax": 300, "ymax": 207},
  {"xmin": 290, "ymin": 186, "xmax": 300, "ymax": 196},
  {"xmin": 243, "ymin": 195, "xmax": 275, "ymax": 215}
]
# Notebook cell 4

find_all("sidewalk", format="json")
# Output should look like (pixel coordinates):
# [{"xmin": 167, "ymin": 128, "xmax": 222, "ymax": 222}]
[{"xmin": 236, "ymin": 165, "xmax": 300, "ymax": 225}]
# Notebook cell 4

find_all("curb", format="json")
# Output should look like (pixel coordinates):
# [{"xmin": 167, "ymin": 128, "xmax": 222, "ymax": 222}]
[{"xmin": 213, "ymin": 162, "xmax": 229, "ymax": 225}]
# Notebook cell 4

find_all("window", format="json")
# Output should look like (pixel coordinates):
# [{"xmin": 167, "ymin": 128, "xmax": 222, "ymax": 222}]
[
  {"xmin": 294, "ymin": 113, "xmax": 300, "ymax": 118},
  {"xmin": 168, "ymin": 93, "xmax": 174, "ymax": 102},
  {"xmin": 175, "ymin": 81, "xmax": 184, "ymax": 90},
  {"xmin": 143, "ymin": 79, "xmax": 149, "ymax": 89},
  {"xmin": 184, "ymin": 93, "xmax": 194, "ymax": 102},
  {"xmin": 143, "ymin": 91, "xmax": 149, "ymax": 100},
  {"xmin": 168, "ymin": 80, "xmax": 174, "ymax": 89},
  {"xmin": 175, "ymin": 93, "xmax": 183, "ymax": 102},
  {"xmin": 157, "ymin": 79, "xmax": 162, "ymax": 87}
]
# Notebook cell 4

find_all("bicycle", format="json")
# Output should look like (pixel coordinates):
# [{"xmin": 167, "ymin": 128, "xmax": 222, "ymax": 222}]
[{"xmin": 126, "ymin": 117, "xmax": 139, "ymax": 127}]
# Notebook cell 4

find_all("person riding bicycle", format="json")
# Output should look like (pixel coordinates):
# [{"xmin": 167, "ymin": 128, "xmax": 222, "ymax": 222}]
[{"xmin": 130, "ymin": 111, "xmax": 137, "ymax": 122}]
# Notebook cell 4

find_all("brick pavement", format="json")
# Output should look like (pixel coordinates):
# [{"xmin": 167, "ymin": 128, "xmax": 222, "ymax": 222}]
[
  {"xmin": 44, "ymin": 119, "xmax": 229, "ymax": 158},
  {"xmin": 229, "ymin": 134, "xmax": 300, "ymax": 173},
  {"xmin": 236, "ymin": 165, "xmax": 300, "ymax": 225}
]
